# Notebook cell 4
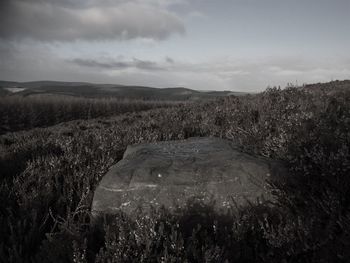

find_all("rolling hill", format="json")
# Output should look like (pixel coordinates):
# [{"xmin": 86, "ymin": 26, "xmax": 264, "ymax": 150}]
[{"xmin": 0, "ymin": 80, "xmax": 247, "ymax": 101}]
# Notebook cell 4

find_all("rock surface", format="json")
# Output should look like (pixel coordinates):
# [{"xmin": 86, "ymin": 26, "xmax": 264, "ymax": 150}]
[{"xmin": 92, "ymin": 137, "xmax": 285, "ymax": 215}]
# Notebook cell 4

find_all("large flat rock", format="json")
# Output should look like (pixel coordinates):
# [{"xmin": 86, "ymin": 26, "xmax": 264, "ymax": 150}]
[{"xmin": 92, "ymin": 137, "xmax": 285, "ymax": 215}]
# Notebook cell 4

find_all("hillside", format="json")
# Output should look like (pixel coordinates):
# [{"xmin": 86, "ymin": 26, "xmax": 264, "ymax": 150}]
[
  {"xmin": 0, "ymin": 81, "xmax": 349, "ymax": 262},
  {"xmin": 0, "ymin": 80, "xmax": 246, "ymax": 101},
  {"xmin": 302, "ymin": 79, "xmax": 350, "ymax": 95}
]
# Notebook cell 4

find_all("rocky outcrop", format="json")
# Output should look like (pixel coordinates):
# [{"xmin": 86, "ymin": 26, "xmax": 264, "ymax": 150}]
[{"xmin": 92, "ymin": 137, "xmax": 286, "ymax": 215}]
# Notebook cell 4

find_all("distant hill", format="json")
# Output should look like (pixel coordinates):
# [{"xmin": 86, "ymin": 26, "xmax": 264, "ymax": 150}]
[{"xmin": 0, "ymin": 80, "xmax": 247, "ymax": 101}]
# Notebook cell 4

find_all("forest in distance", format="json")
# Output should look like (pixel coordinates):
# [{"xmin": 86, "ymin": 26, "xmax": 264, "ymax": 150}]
[{"xmin": 0, "ymin": 80, "xmax": 349, "ymax": 262}]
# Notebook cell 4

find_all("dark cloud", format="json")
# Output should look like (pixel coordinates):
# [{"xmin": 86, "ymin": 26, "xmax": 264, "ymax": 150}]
[
  {"xmin": 165, "ymin": 57, "xmax": 175, "ymax": 64},
  {"xmin": 0, "ymin": 0, "xmax": 185, "ymax": 42},
  {"xmin": 71, "ymin": 58, "xmax": 166, "ymax": 71}
]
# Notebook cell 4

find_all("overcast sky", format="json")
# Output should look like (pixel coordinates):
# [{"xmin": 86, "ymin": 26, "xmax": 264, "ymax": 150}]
[{"xmin": 0, "ymin": 0, "xmax": 349, "ymax": 91}]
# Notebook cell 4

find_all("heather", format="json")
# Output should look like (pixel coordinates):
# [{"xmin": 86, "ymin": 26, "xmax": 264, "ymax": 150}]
[
  {"xmin": 0, "ymin": 82, "xmax": 349, "ymax": 262},
  {"xmin": 0, "ymin": 95, "xmax": 174, "ymax": 134}
]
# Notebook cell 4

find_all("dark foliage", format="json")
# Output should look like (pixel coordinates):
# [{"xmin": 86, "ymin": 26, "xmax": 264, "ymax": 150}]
[{"xmin": 0, "ymin": 95, "xmax": 175, "ymax": 134}]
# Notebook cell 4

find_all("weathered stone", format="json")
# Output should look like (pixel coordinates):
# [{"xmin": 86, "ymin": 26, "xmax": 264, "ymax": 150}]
[{"xmin": 92, "ymin": 137, "xmax": 286, "ymax": 215}]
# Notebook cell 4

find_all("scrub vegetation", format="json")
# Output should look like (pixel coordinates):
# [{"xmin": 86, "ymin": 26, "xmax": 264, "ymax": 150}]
[
  {"xmin": 0, "ymin": 95, "xmax": 174, "ymax": 134},
  {"xmin": 0, "ymin": 80, "xmax": 349, "ymax": 262}
]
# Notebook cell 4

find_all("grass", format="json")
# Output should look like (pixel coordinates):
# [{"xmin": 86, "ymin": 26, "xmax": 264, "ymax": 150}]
[{"xmin": 0, "ymin": 81, "xmax": 349, "ymax": 262}]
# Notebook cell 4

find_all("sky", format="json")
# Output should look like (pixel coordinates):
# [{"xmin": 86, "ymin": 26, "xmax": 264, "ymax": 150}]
[{"xmin": 0, "ymin": 0, "xmax": 350, "ymax": 92}]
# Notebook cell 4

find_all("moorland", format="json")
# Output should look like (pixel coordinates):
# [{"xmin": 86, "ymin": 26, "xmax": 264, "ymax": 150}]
[{"xmin": 0, "ymin": 80, "xmax": 349, "ymax": 262}]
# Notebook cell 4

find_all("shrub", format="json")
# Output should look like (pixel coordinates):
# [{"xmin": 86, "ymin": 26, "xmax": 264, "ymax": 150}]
[{"xmin": 0, "ymin": 81, "xmax": 349, "ymax": 262}]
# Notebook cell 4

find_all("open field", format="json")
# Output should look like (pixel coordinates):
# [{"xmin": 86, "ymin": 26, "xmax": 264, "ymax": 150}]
[{"xmin": 0, "ymin": 81, "xmax": 349, "ymax": 262}]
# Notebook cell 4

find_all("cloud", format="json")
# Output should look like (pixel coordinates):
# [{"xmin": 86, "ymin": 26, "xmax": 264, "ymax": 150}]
[
  {"xmin": 67, "ymin": 54, "xmax": 350, "ymax": 91},
  {"xmin": 0, "ymin": 0, "xmax": 185, "ymax": 42},
  {"xmin": 165, "ymin": 57, "xmax": 175, "ymax": 64},
  {"xmin": 70, "ymin": 57, "xmax": 169, "ymax": 71},
  {"xmin": 1, "ymin": 39, "xmax": 349, "ymax": 91}
]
